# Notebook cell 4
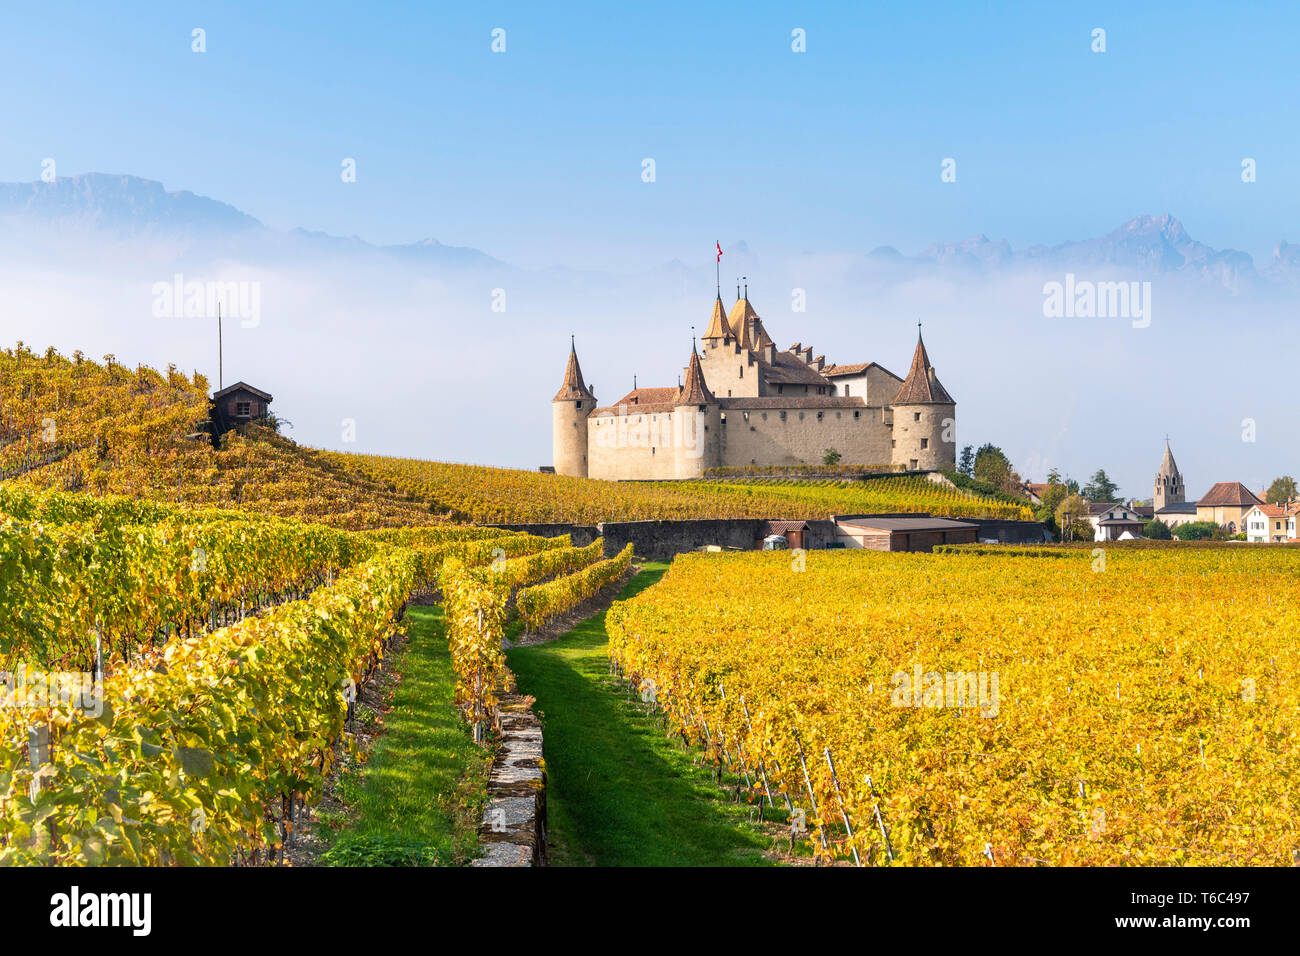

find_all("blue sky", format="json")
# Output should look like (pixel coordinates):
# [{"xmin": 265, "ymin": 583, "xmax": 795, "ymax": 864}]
[{"xmin": 2, "ymin": 1, "xmax": 1297, "ymax": 269}]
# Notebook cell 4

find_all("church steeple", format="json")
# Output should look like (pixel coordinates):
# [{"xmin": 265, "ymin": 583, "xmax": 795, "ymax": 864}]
[{"xmin": 1153, "ymin": 439, "xmax": 1185, "ymax": 510}]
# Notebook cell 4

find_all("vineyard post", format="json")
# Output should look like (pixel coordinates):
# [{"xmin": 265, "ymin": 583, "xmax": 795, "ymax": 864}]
[
  {"xmin": 740, "ymin": 696, "xmax": 775, "ymax": 809},
  {"xmin": 474, "ymin": 608, "xmax": 484, "ymax": 744},
  {"xmin": 865, "ymin": 773, "xmax": 894, "ymax": 862},
  {"xmin": 793, "ymin": 731, "xmax": 830, "ymax": 857},
  {"xmin": 824, "ymin": 747, "xmax": 861, "ymax": 866}
]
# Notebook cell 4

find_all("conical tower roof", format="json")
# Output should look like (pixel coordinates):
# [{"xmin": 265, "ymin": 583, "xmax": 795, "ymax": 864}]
[
  {"xmin": 891, "ymin": 329, "xmax": 954, "ymax": 404},
  {"xmin": 702, "ymin": 296, "xmax": 730, "ymax": 340},
  {"xmin": 727, "ymin": 296, "xmax": 758, "ymax": 350},
  {"xmin": 553, "ymin": 341, "xmax": 596, "ymax": 402},
  {"xmin": 677, "ymin": 348, "xmax": 715, "ymax": 405}
]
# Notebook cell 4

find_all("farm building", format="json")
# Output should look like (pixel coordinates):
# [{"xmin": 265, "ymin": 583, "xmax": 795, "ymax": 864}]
[{"xmin": 830, "ymin": 515, "xmax": 978, "ymax": 552}]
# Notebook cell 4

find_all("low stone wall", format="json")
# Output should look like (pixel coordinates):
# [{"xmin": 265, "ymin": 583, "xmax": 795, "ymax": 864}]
[
  {"xmin": 972, "ymin": 519, "xmax": 1053, "ymax": 544},
  {"xmin": 470, "ymin": 694, "xmax": 546, "ymax": 867},
  {"xmin": 483, "ymin": 516, "xmax": 1051, "ymax": 557},
  {"xmin": 596, "ymin": 518, "xmax": 764, "ymax": 561},
  {"xmin": 485, "ymin": 523, "xmax": 599, "ymax": 547}
]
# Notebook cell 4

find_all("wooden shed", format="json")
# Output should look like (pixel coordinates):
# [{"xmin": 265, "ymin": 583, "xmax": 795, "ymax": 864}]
[
  {"xmin": 210, "ymin": 382, "xmax": 273, "ymax": 442},
  {"xmin": 833, "ymin": 515, "xmax": 978, "ymax": 552}
]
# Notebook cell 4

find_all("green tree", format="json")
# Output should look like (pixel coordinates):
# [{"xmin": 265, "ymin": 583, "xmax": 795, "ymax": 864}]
[
  {"xmin": 1266, "ymin": 475, "xmax": 1297, "ymax": 504},
  {"xmin": 1081, "ymin": 469, "xmax": 1119, "ymax": 502},
  {"xmin": 1172, "ymin": 520, "xmax": 1217, "ymax": 541},
  {"xmin": 822, "ymin": 448, "xmax": 842, "ymax": 466},
  {"xmin": 958, "ymin": 445, "xmax": 975, "ymax": 477},
  {"xmin": 973, "ymin": 444, "xmax": 1021, "ymax": 494},
  {"xmin": 1143, "ymin": 518, "xmax": 1172, "ymax": 539}
]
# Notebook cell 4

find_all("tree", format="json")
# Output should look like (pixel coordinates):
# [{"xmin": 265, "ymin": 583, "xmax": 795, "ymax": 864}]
[
  {"xmin": 1143, "ymin": 518, "xmax": 1172, "ymax": 539},
  {"xmin": 1039, "ymin": 482, "xmax": 1067, "ymax": 515},
  {"xmin": 1046, "ymin": 467, "xmax": 1062, "ymax": 485},
  {"xmin": 822, "ymin": 448, "xmax": 842, "ymax": 466},
  {"xmin": 1081, "ymin": 469, "xmax": 1119, "ymax": 503},
  {"xmin": 1056, "ymin": 494, "xmax": 1093, "ymax": 542},
  {"xmin": 973, "ymin": 444, "xmax": 1021, "ymax": 494},
  {"xmin": 1266, "ymin": 475, "xmax": 1297, "ymax": 504},
  {"xmin": 1172, "ymin": 520, "xmax": 1216, "ymax": 541},
  {"xmin": 957, "ymin": 445, "xmax": 975, "ymax": 477}
]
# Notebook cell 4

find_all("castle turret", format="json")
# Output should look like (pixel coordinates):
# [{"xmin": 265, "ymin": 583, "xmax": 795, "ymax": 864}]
[
  {"xmin": 727, "ymin": 293, "xmax": 757, "ymax": 351},
  {"xmin": 673, "ymin": 347, "xmax": 721, "ymax": 478},
  {"xmin": 552, "ymin": 340, "xmax": 595, "ymax": 477},
  {"xmin": 1153, "ymin": 440, "xmax": 1185, "ymax": 511},
  {"xmin": 702, "ymin": 295, "xmax": 732, "ymax": 352},
  {"xmin": 889, "ymin": 327, "xmax": 956, "ymax": 471}
]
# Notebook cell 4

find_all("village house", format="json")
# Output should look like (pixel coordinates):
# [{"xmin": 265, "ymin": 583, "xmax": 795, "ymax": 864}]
[
  {"xmin": 1195, "ymin": 482, "xmax": 1261, "ymax": 534},
  {"xmin": 1242, "ymin": 502, "xmax": 1300, "ymax": 542}
]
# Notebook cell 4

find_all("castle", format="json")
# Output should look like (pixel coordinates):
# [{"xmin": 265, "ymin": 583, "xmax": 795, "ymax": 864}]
[{"xmin": 552, "ymin": 290, "xmax": 956, "ymax": 479}]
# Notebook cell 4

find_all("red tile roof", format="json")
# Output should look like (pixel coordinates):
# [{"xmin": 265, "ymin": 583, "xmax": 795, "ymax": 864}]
[{"xmin": 1196, "ymin": 482, "xmax": 1261, "ymax": 508}]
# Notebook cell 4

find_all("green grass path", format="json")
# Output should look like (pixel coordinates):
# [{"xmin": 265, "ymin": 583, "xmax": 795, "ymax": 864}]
[
  {"xmin": 318, "ymin": 604, "xmax": 489, "ymax": 866},
  {"xmin": 507, "ymin": 562, "xmax": 774, "ymax": 866}
]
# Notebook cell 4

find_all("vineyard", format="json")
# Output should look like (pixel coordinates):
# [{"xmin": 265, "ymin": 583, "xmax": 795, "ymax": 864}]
[
  {"xmin": 607, "ymin": 548, "xmax": 1299, "ymax": 866},
  {"xmin": 0, "ymin": 486, "xmax": 618, "ymax": 865},
  {"xmin": 321, "ymin": 453, "xmax": 1032, "ymax": 523}
]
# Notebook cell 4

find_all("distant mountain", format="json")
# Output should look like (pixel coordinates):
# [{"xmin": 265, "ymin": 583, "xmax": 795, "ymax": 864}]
[
  {"xmin": 0, "ymin": 172, "xmax": 261, "ymax": 237},
  {"xmin": 900, "ymin": 215, "xmax": 1267, "ymax": 293},
  {"xmin": 0, "ymin": 173, "xmax": 506, "ymax": 270},
  {"xmin": 0, "ymin": 174, "xmax": 1293, "ymax": 295}
]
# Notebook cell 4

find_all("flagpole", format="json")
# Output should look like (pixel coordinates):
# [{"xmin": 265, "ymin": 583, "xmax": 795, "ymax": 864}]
[{"xmin": 715, "ymin": 240, "xmax": 721, "ymax": 297}]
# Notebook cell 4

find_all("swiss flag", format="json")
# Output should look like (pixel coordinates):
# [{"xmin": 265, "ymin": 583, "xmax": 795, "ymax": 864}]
[{"xmin": 716, "ymin": 241, "xmax": 723, "ymax": 262}]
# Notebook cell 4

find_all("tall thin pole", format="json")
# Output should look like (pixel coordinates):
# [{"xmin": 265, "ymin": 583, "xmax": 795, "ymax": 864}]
[
  {"xmin": 715, "ymin": 239, "xmax": 721, "ymax": 297},
  {"xmin": 218, "ymin": 304, "xmax": 223, "ymax": 390}
]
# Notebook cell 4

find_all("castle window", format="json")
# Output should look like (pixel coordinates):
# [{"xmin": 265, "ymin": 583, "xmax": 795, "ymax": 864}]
[
  {"xmin": 799, "ymin": 412, "xmax": 805, "ymax": 420},
  {"xmin": 236, "ymin": 401, "xmax": 251, "ymax": 417},
  {"xmin": 910, "ymin": 459, "xmax": 919, "ymax": 469},
  {"xmin": 779, "ymin": 411, "xmax": 787, "ymax": 421},
  {"xmin": 914, "ymin": 412, "xmax": 921, "ymax": 422},
  {"xmin": 854, "ymin": 411, "xmax": 860, "ymax": 419},
  {"xmin": 921, "ymin": 438, "xmax": 928, "ymax": 449},
  {"xmin": 698, "ymin": 404, "xmax": 706, "ymax": 412},
  {"xmin": 739, "ymin": 366, "xmax": 744, "ymax": 378},
  {"xmin": 762, "ymin": 412, "xmax": 767, "ymax": 421},
  {"xmin": 892, "ymin": 439, "xmax": 896, "ymax": 448},
  {"xmin": 652, "ymin": 447, "xmax": 655, "ymax": 455},
  {"xmin": 742, "ymin": 412, "xmax": 749, "ymax": 422},
  {"xmin": 777, "ymin": 384, "xmax": 783, "ymax": 394},
  {"xmin": 817, "ymin": 411, "xmax": 823, "ymax": 420}
]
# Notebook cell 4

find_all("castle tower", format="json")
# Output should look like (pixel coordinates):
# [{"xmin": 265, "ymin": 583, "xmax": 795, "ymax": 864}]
[
  {"xmin": 1153, "ymin": 440, "xmax": 1185, "ymax": 511},
  {"xmin": 889, "ymin": 327, "xmax": 956, "ymax": 471},
  {"xmin": 673, "ymin": 347, "xmax": 722, "ymax": 478},
  {"xmin": 552, "ymin": 340, "xmax": 596, "ymax": 477},
  {"xmin": 701, "ymin": 295, "xmax": 731, "ymax": 348},
  {"xmin": 727, "ymin": 293, "xmax": 757, "ymax": 351}
]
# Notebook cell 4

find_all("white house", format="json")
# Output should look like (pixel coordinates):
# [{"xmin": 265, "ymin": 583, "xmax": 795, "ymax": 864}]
[
  {"xmin": 1243, "ymin": 503, "xmax": 1298, "ymax": 542},
  {"xmin": 1088, "ymin": 501, "xmax": 1146, "ymax": 541}
]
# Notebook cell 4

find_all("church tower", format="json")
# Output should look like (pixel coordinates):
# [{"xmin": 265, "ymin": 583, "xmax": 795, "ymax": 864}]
[
  {"xmin": 552, "ymin": 340, "xmax": 595, "ymax": 477},
  {"xmin": 1153, "ymin": 440, "xmax": 1185, "ymax": 511},
  {"xmin": 889, "ymin": 327, "xmax": 956, "ymax": 471}
]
